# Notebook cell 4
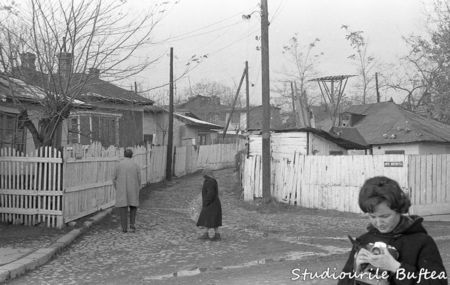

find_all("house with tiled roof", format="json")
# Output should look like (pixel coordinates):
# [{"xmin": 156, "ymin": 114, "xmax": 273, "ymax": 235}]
[
  {"xmin": 143, "ymin": 106, "xmax": 223, "ymax": 146},
  {"xmin": 332, "ymin": 101, "xmax": 450, "ymax": 154},
  {"xmin": 65, "ymin": 69, "xmax": 154, "ymax": 147},
  {"xmin": 0, "ymin": 73, "xmax": 93, "ymax": 152},
  {"xmin": 7, "ymin": 52, "xmax": 154, "ymax": 149}
]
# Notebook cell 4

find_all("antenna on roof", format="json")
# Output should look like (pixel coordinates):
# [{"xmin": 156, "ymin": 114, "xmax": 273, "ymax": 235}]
[{"xmin": 309, "ymin": 75, "xmax": 355, "ymax": 127}]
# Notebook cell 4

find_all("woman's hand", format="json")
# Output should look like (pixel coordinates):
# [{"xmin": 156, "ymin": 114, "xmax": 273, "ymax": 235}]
[
  {"xmin": 362, "ymin": 248, "xmax": 401, "ymax": 273},
  {"xmin": 355, "ymin": 248, "xmax": 372, "ymax": 269}
]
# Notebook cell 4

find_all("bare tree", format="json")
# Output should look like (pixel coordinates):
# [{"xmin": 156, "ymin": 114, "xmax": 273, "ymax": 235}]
[
  {"xmin": 274, "ymin": 34, "xmax": 322, "ymax": 108},
  {"xmin": 342, "ymin": 25, "xmax": 376, "ymax": 104},
  {"xmin": 396, "ymin": 0, "xmax": 450, "ymax": 123},
  {"xmin": 382, "ymin": 61, "xmax": 430, "ymax": 112},
  {"xmin": 0, "ymin": 0, "xmax": 171, "ymax": 148}
]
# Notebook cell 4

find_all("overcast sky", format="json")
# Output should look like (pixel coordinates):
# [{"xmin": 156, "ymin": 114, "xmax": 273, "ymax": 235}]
[{"xmin": 125, "ymin": 0, "xmax": 431, "ymax": 106}]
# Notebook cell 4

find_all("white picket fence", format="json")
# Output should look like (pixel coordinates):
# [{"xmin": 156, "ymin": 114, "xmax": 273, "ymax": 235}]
[
  {"xmin": 242, "ymin": 153, "xmax": 450, "ymax": 216},
  {"xmin": 0, "ymin": 147, "xmax": 63, "ymax": 227},
  {"xmin": 0, "ymin": 141, "xmax": 243, "ymax": 228}
]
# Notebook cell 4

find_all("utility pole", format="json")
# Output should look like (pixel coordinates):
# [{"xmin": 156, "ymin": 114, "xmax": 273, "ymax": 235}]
[
  {"xmin": 223, "ymin": 64, "xmax": 247, "ymax": 138},
  {"xmin": 261, "ymin": 0, "xmax": 271, "ymax": 201},
  {"xmin": 245, "ymin": 61, "xmax": 250, "ymax": 131},
  {"xmin": 166, "ymin": 47, "xmax": 174, "ymax": 181},
  {"xmin": 290, "ymin": 81, "xmax": 298, "ymax": 128},
  {"xmin": 375, "ymin": 72, "xmax": 380, "ymax": 103}
]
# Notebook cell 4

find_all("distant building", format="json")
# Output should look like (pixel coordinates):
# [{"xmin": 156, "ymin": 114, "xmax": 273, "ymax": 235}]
[
  {"xmin": 332, "ymin": 101, "xmax": 450, "ymax": 154},
  {"xmin": 143, "ymin": 106, "xmax": 222, "ymax": 146},
  {"xmin": 176, "ymin": 95, "xmax": 282, "ymax": 134},
  {"xmin": 248, "ymin": 128, "xmax": 367, "ymax": 160}
]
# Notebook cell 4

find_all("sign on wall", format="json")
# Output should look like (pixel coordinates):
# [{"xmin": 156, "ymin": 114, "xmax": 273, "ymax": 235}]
[{"xmin": 384, "ymin": 161, "xmax": 403, "ymax": 167}]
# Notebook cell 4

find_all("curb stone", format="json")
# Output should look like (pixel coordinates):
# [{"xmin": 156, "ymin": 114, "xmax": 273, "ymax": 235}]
[{"xmin": 0, "ymin": 208, "xmax": 113, "ymax": 284}]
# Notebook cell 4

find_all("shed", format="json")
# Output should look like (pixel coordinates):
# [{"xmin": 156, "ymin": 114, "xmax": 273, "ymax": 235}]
[{"xmin": 248, "ymin": 128, "xmax": 367, "ymax": 160}]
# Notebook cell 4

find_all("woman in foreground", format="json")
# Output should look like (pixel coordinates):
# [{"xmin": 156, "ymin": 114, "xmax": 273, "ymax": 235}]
[{"xmin": 338, "ymin": 176, "xmax": 447, "ymax": 285}]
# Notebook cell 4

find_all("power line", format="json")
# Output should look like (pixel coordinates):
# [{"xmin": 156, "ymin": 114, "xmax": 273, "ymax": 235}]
[
  {"xmin": 155, "ymin": 20, "xmax": 244, "ymax": 44},
  {"xmin": 152, "ymin": 5, "xmax": 258, "ymax": 44},
  {"xmin": 138, "ymin": 24, "xmax": 260, "ymax": 93}
]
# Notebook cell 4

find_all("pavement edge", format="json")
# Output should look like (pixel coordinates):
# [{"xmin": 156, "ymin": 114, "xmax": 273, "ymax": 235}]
[{"xmin": 0, "ymin": 208, "xmax": 113, "ymax": 284}]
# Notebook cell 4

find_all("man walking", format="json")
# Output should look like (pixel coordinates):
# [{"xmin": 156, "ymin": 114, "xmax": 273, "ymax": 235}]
[{"xmin": 113, "ymin": 149, "xmax": 141, "ymax": 233}]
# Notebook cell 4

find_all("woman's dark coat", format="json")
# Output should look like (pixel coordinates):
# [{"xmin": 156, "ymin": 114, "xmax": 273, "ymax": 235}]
[
  {"xmin": 196, "ymin": 176, "xmax": 222, "ymax": 228},
  {"xmin": 338, "ymin": 215, "xmax": 447, "ymax": 285}
]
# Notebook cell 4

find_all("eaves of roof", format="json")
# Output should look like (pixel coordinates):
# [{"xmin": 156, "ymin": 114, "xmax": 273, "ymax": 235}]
[{"xmin": 174, "ymin": 113, "xmax": 223, "ymax": 130}]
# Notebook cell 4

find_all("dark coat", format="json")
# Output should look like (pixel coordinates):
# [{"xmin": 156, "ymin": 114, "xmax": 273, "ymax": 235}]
[
  {"xmin": 196, "ymin": 176, "xmax": 222, "ymax": 228},
  {"xmin": 338, "ymin": 215, "xmax": 447, "ymax": 285}
]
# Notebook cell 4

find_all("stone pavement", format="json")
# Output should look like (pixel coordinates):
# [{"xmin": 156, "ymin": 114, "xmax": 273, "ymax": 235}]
[{"xmin": 1, "ymin": 168, "xmax": 450, "ymax": 284}]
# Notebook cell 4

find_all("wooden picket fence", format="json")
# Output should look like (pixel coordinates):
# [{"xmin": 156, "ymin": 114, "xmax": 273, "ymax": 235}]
[
  {"xmin": 0, "ymin": 147, "xmax": 63, "ymax": 227},
  {"xmin": 242, "ymin": 153, "xmax": 450, "ymax": 216},
  {"xmin": 0, "ymin": 141, "xmax": 244, "ymax": 228}
]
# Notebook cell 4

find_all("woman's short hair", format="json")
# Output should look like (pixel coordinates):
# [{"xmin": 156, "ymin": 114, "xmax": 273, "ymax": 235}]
[
  {"xmin": 124, "ymin": 149, "xmax": 133, "ymax": 158},
  {"xmin": 359, "ymin": 176, "xmax": 411, "ymax": 214}
]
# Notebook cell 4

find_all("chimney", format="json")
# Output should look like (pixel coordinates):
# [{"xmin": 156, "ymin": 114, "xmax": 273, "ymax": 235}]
[
  {"xmin": 88, "ymin": 67, "xmax": 100, "ymax": 79},
  {"xmin": 20, "ymin": 52, "xmax": 36, "ymax": 70},
  {"xmin": 58, "ymin": 52, "xmax": 73, "ymax": 78}
]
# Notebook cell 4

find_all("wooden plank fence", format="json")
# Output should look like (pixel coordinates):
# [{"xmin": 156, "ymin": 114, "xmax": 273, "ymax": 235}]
[
  {"xmin": 1, "ymin": 141, "xmax": 243, "ymax": 228},
  {"xmin": 242, "ymin": 153, "xmax": 450, "ymax": 216},
  {"xmin": 0, "ymin": 147, "xmax": 63, "ymax": 227}
]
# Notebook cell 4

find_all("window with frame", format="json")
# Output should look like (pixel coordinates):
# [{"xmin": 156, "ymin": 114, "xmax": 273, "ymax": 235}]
[
  {"xmin": 0, "ymin": 111, "xmax": 26, "ymax": 152},
  {"xmin": 68, "ymin": 114, "xmax": 118, "ymax": 146},
  {"xmin": 68, "ymin": 116, "xmax": 80, "ymax": 144},
  {"xmin": 198, "ymin": 134, "xmax": 207, "ymax": 145}
]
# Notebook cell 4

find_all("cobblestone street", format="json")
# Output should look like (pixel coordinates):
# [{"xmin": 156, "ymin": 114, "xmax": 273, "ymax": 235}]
[{"xmin": 6, "ymin": 168, "xmax": 450, "ymax": 285}]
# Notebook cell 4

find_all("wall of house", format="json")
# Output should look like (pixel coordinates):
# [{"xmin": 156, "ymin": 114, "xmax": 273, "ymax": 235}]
[
  {"xmin": 271, "ymin": 132, "xmax": 308, "ymax": 160},
  {"xmin": 372, "ymin": 144, "xmax": 420, "ymax": 155},
  {"xmin": 372, "ymin": 142, "xmax": 450, "ymax": 155},
  {"xmin": 309, "ymin": 133, "xmax": 347, "ymax": 155},
  {"xmin": 119, "ymin": 110, "xmax": 143, "ymax": 147},
  {"xmin": 0, "ymin": 104, "xmax": 43, "ymax": 153},
  {"xmin": 143, "ymin": 113, "xmax": 210, "ymax": 147},
  {"xmin": 418, "ymin": 143, "xmax": 450, "ymax": 154},
  {"xmin": 249, "ymin": 132, "xmax": 346, "ymax": 160},
  {"xmin": 143, "ymin": 112, "xmax": 167, "ymax": 146}
]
